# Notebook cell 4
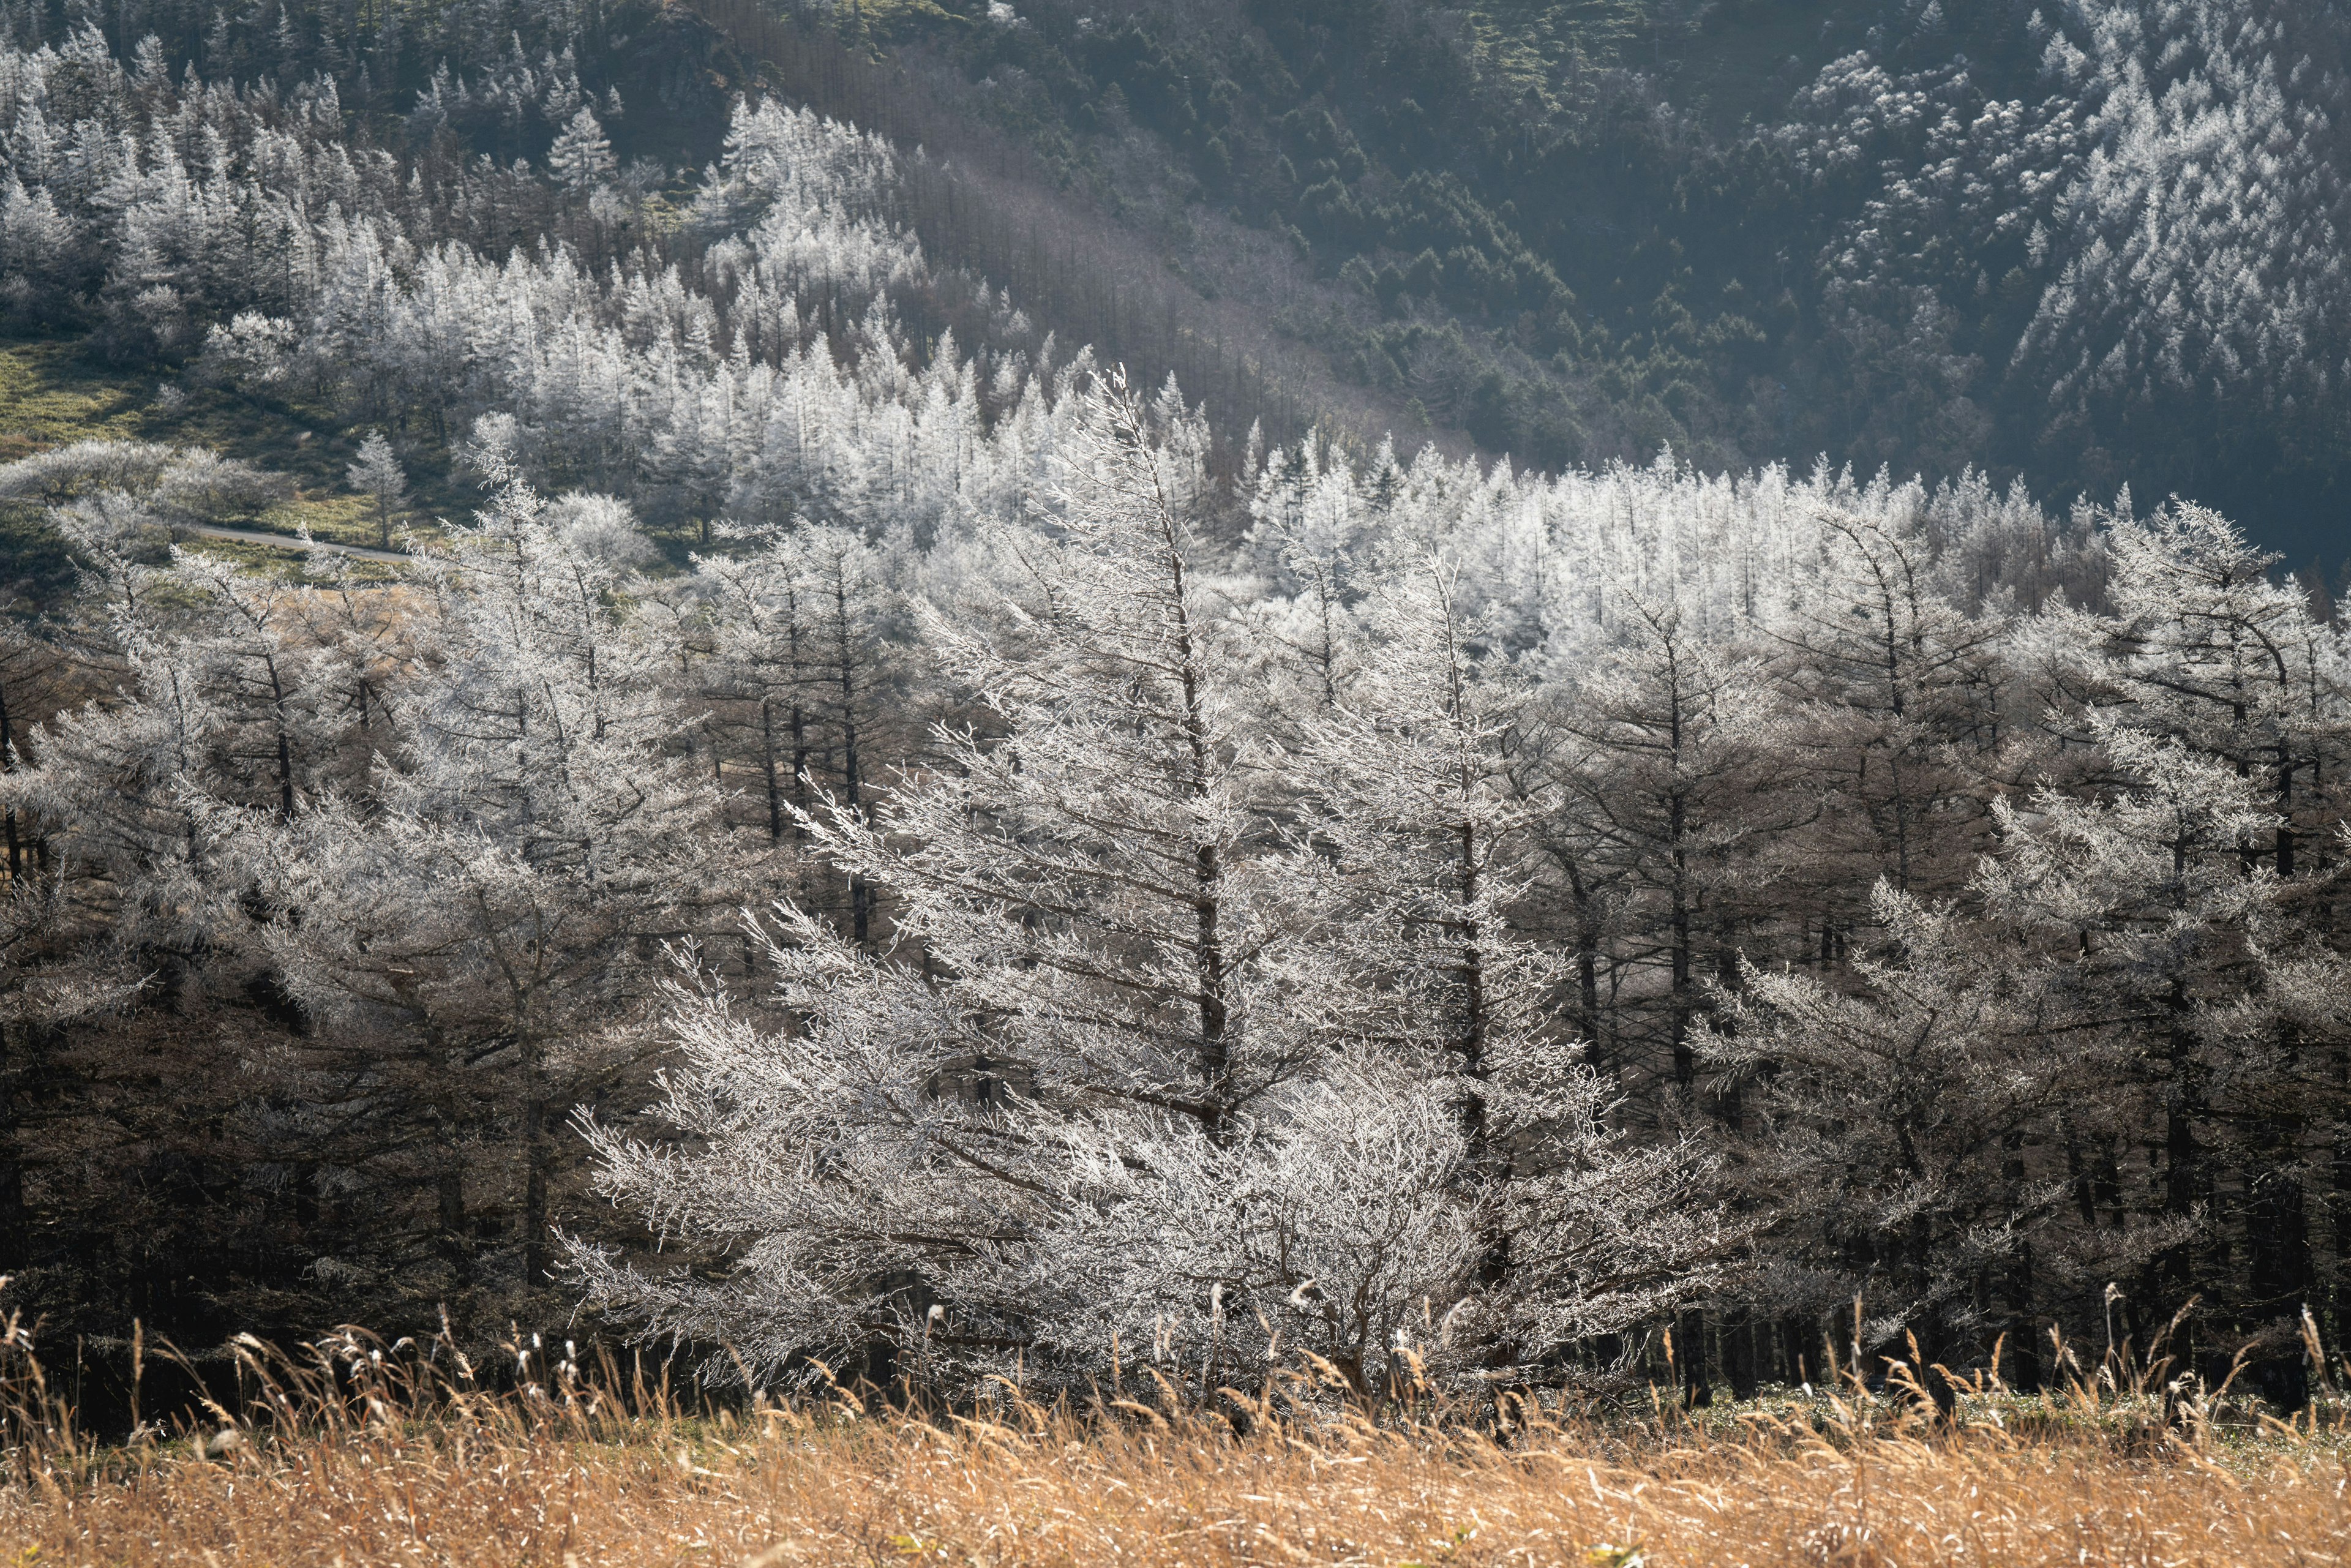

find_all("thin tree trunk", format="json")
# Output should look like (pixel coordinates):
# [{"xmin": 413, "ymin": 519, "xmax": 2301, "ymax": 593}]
[{"xmin": 522, "ymin": 1037, "xmax": 549, "ymax": 1288}]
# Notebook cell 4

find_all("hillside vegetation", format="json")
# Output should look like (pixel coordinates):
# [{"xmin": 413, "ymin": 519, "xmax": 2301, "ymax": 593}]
[
  {"xmin": 10, "ymin": 0, "xmax": 2351, "ymax": 1468},
  {"xmin": 775, "ymin": 0, "xmax": 2351, "ymax": 565},
  {"xmin": 12, "ymin": 1, "xmax": 2351, "ymax": 561}
]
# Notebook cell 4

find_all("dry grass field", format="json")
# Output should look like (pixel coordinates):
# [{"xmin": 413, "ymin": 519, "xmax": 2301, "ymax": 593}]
[{"xmin": 0, "ymin": 1328, "xmax": 2346, "ymax": 1567}]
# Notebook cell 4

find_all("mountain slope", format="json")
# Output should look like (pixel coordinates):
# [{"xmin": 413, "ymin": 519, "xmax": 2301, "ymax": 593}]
[
  {"xmin": 8, "ymin": 0, "xmax": 2348, "ymax": 567},
  {"xmin": 763, "ymin": 0, "xmax": 2351, "ymax": 566}
]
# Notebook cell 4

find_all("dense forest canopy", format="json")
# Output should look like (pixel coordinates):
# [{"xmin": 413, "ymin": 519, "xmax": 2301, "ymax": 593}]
[
  {"xmin": 11, "ymin": 0, "xmax": 2351, "ymax": 558},
  {"xmin": 2, "ymin": 0, "xmax": 2351, "ymax": 1423},
  {"xmin": 779, "ymin": 0, "xmax": 2351, "ymax": 568}
]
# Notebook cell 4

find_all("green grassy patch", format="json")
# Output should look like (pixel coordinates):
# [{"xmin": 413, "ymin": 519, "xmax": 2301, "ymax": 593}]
[
  {"xmin": 175, "ymin": 531, "xmax": 407, "ymax": 585},
  {"xmin": 831, "ymin": 0, "xmax": 974, "ymax": 50},
  {"xmin": 1462, "ymin": 0, "xmax": 1654, "ymax": 95},
  {"xmin": 256, "ymin": 492, "xmax": 411, "ymax": 550},
  {"xmin": 0, "ymin": 332, "xmax": 465, "ymax": 517},
  {"xmin": 1450, "ymin": 1, "xmax": 1868, "ymax": 128},
  {"xmin": 1, "ymin": 334, "xmax": 348, "ymax": 485},
  {"xmin": 0, "ymin": 333, "xmax": 455, "ymax": 607}
]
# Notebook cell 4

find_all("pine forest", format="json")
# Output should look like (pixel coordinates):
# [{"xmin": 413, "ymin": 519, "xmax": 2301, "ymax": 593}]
[{"xmin": 1, "ymin": 3, "xmax": 2350, "ymax": 1562}]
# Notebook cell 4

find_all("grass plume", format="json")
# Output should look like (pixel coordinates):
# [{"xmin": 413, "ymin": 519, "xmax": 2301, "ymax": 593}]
[{"xmin": 0, "ymin": 1305, "xmax": 2345, "ymax": 1564}]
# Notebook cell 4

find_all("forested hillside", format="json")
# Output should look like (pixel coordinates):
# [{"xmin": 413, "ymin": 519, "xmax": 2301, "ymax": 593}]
[
  {"xmin": 768, "ymin": 0, "xmax": 2351, "ymax": 568},
  {"xmin": 4, "ymin": 0, "xmax": 2351, "ymax": 1424},
  {"xmin": 13, "ymin": 0, "xmax": 2351, "ymax": 558}
]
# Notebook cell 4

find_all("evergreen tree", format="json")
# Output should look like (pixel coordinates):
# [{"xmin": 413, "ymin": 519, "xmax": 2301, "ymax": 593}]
[
  {"xmin": 345, "ymin": 430, "xmax": 407, "ymax": 549},
  {"xmin": 570, "ymin": 377, "xmax": 1718, "ymax": 1392},
  {"xmin": 546, "ymin": 106, "xmax": 613, "ymax": 193}
]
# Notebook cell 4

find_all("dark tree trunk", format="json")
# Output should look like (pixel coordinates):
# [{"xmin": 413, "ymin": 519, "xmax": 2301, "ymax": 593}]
[
  {"xmin": 1723, "ymin": 1305, "xmax": 1758, "ymax": 1401},
  {"xmin": 1678, "ymin": 1308, "xmax": 1711, "ymax": 1407}
]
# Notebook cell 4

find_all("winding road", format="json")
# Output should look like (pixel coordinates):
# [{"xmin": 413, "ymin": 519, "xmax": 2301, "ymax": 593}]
[{"xmin": 181, "ymin": 523, "xmax": 410, "ymax": 563}]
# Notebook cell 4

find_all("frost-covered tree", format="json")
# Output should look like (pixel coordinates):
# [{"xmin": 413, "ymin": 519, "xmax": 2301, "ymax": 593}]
[
  {"xmin": 690, "ymin": 530, "xmax": 820, "ymax": 851},
  {"xmin": 571, "ymin": 372, "xmax": 1335, "ymax": 1384},
  {"xmin": 2087, "ymin": 508, "xmax": 2351, "ymax": 1375},
  {"xmin": 237, "ymin": 471, "xmax": 735, "ymax": 1300},
  {"xmin": 1780, "ymin": 511, "xmax": 2014, "ymax": 887},
  {"xmin": 546, "ymin": 106, "xmax": 615, "ymax": 193},
  {"xmin": 571, "ymin": 378, "xmax": 1719, "ymax": 1395},
  {"xmin": 1541, "ymin": 593, "xmax": 1796, "ymax": 1100},
  {"xmin": 345, "ymin": 430, "xmax": 408, "ymax": 549},
  {"xmin": 1699, "ymin": 886, "xmax": 2126, "ymax": 1406},
  {"xmin": 2104, "ymin": 505, "xmax": 2343, "ymax": 877},
  {"xmin": 680, "ymin": 520, "xmax": 912, "ymax": 929},
  {"xmin": 1977, "ymin": 727, "xmax": 2289, "ymax": 1309},
  {"xmin": 1294, "ymin": 555, "xmax": 1725, "ymax": 1376}
]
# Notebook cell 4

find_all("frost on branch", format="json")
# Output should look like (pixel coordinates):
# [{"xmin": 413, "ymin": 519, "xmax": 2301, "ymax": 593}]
[{"xmin": 571, "ymin": 374, "xmax": 1720, "ymax": 1393}]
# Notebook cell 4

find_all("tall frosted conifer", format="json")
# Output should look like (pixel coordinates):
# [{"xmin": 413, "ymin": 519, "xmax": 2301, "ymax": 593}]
[
  {"xmin": 244, "ymin": 470, "xmax": 732, "ymax": 1296},
  {"xmin": 571, "ymin": 377, "xmax": 1719, "ymax": 1394},
  {"xmin": 1297, "ymin": 557, "xmax": 1725, "ymax": 1370},
  {"xmin": 346, "ymin": 432, "xmax": 407, "ymax": 549}
]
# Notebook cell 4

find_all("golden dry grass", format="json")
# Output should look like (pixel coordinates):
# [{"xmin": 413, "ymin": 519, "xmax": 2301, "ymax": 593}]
[{"xmin": 3, "ymin": 1375, "xmax": 2347, "ymax": 1567}]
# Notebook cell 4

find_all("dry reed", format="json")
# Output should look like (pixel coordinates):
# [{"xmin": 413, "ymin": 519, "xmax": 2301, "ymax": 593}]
[{"xmin": 0, "ymin": 1316, "xmax": 2345, "ymax": 1566}]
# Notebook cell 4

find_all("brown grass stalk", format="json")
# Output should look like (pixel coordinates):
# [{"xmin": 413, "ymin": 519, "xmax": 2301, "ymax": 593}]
[
  {"xmin": 4, "ymin": 1398, "xmax": 2347, "ymax": 1566},
  {"xmin": 0, "ymin": 1318, "xmax": 2345, "ymax": 1565}
]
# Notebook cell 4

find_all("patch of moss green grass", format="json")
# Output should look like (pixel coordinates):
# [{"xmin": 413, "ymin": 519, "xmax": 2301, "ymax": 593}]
[
  {"xmin": 0, "ymin": 331, "xmax": 460, "ymax": 531},
  {"xmin": 1, "ymin": 331, "xmax": 457, "ymax": 607},
  {"xmin": 1460, "ymin": 0, "xmax": 1652, "ymax": 94},
  {"xmin": 836, "ymin": 0, "xmax": 975, "ymax": 49},
  {"xmin": 173, "ymin": 532, "xmax": 407, "ymax": 588},
  {"xmin": 1452, "ymin": 2, "xmax": 1883, "ymax": 130}
]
